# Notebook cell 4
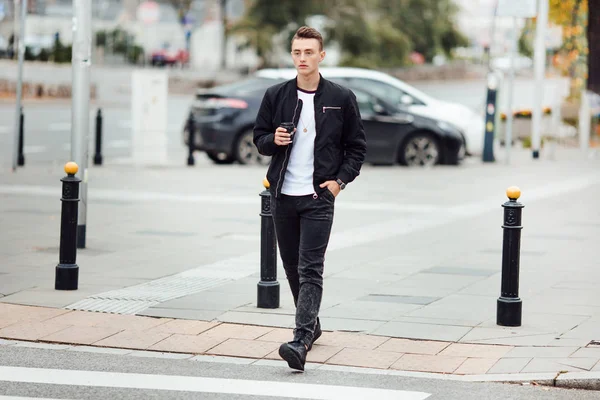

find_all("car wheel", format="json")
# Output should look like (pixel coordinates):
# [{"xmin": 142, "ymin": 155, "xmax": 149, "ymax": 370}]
[
  {"xmin": 458, "ymin": 139, "xmax": 466, "ymax": 161},
  {"xmin": 206, "ymin": 151, "xmax": 234, "ymax": 164},
  {"xmin": 234, "ymin": 130, "xmax": 271, "ymax": 165},
  {"xmin": 445, "ymin": 138, "xmax": 466, "ymax": 166},
  {"xmin": 399, "ymin": 132, "xmax": 440, "ymax": 167}
]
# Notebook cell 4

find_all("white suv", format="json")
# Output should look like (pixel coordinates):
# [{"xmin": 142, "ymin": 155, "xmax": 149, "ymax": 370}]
[{"xmin": 256, "ymin": 67, "xmax": 485, "ymax": 156}]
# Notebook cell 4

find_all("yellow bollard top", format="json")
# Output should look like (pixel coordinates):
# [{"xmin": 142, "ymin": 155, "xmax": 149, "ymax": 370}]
[
  {"xmin": 64, "ymin": 161, "xmax": 79, "ymax": 175},
  {"xmin": 506, "ymin": 186, "xmax": 521, "ymax": 200},
  {"xmin": 263, "ymin": 178, "xmax": 270, "ymax": 189}
]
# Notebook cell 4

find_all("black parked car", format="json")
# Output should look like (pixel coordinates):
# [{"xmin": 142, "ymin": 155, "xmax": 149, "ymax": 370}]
[{"xmin": 183, "ymin": 76, "xmax": 465, "ymax": 167}]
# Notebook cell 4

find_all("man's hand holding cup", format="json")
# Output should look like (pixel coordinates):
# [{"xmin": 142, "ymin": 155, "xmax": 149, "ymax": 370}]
[{"xmin": 274, "ymin": 122, "xmax": 295, "ymax": 146}]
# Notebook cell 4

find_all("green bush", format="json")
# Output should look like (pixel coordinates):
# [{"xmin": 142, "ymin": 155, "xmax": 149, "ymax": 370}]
[
  {"xmin": 127, "ymin": 45, "xmax": 145, "ymax": 64},
  {"xmin": 51, "ymin": 36, "xmax": 72, "ymax": 63},
  {"xmin": 24, "ymin": 46, "xmax": 35, "ymax": 61},
  {"xmin": 38, "ymin": 48, "xmax": 50, "ymax": 62},
  {"xmin": 54, "ymin": 45, "xmax": 72, "ymax": 63},
  {"xmin": 96, "ymin": 31, "xmax": 107, "ymax": 47}
]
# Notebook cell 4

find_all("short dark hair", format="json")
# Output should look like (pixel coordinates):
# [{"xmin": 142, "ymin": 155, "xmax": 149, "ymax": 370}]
[{"xmin": 292, "ymin": 26, "xmax": 323, "ymax": 51}]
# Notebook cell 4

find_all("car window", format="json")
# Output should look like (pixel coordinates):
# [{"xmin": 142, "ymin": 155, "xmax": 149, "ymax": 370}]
[
  {"xmin": 350, "ymin": 88, "xmax": 380, "ymax": 117},
  {"xmin": 326, "ymin": 78, "xmax": 380, "ymax": 116},
  {"xmin": 346, "ymin": 78, "xmax": 423, "ymax": 107}
]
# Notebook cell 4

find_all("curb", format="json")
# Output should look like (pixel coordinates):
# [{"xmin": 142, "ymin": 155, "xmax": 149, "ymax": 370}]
[
  {"xmin": 1, "ymin": 338, "xmax": 598, "ymax": 390},
  {"xmin": 554, "ymin": 371, "xmax": 600, "ymax": 391}
]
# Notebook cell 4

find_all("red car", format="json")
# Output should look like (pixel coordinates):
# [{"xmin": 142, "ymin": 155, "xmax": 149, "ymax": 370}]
[{"xmin": 150, "ymin": 47, "xmax": 189, "ymax": 67}]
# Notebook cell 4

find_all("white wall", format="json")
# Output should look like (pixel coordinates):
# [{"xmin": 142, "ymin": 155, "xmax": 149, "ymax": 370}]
[{"xmin": 189, "ymin": 20, "xmax": 260, "ymax": 72}]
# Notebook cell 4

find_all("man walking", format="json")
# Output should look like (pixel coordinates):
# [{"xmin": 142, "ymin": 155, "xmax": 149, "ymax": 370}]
[{"xmin": 253, "ymin": 26, "xmax": 367, "ymax": 371}]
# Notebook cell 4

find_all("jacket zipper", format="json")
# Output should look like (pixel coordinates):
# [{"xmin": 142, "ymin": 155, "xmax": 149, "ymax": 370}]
[
  {"xmin": 313, "ymin": 98, "xmax": 322, "ymax": 199},
  {"xmin": 276, "ymin": 98, "xmax": 300, "ymax": 196},
  {"xmin": 323, "ymin": 106, "xmax": 341, "ymax": 113}
]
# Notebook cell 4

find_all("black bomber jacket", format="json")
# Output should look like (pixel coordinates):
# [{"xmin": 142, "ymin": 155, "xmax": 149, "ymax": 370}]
[{"xmin": 253, "ymin": 75, "xmax": 367, "ymax": 198}]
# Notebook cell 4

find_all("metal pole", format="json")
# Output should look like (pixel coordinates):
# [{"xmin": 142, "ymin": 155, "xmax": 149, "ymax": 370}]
[
  {"xmin": 482, "ymin": 1, "xmax": 499, "ymax": 162},
  {"xmin": 482, "ymin": 73, "xmax": 499, "ymax": 162},
  {"xmin": 187, "ymin": 111, "xmax": 195, "ymax": 166},
  {"xmin": 579, "ymin": 91, "xmax": 591, "ymax": 153},
  {"xmin": 93, "ymin": 109, "xmax": 103, "ymax": 166},
  {"xmin": 17, "ymin": 107, "xmax": 24, "ymax": 166},
  {"xmin": 531, "ymin": 0, "xmax": 549, "ymax": 159},
  {"xmin": 486, "ymin": 0, "xmax": 499, "ymax": 71},
  {"xmin": 497, "ymin": 186, "xmax": 524, "ymax": 327},
  {"xmin": 71, "ymin": 0, "xmax": 92, "ymax": 249},
  {"xmin": 504, "ymin": 16, "xmax": 518, "ymax": 164},
  {"xmin": 221, "ymin": 0, "xmax": 227, "ymax": 69},
  {"xmin": 55, "ymin": 162, "xmax": 81, "ymax": 291},
  {"xmin": 11, "ymin": 0, "xmax": 19, "ymax": 60},
  {"xmin": 257, "ymin": 178, "xmax": 280, "ymax": 309},
  {"xmin": 11, "ymin": 0, "xmax": 26, "ymax": 171}
]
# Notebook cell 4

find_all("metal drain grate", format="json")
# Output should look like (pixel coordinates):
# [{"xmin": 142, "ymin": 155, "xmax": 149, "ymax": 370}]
[
  {"xmin": 66, "ymin": 299, "xmax": 161, "ymax": 315},
  {"xmin": 65, "ymin": 252, "xmax": 259, "ymax": 315},
  {"xmin": 66, "ymin": 275, "xmax": 230, "ymax": 315}
]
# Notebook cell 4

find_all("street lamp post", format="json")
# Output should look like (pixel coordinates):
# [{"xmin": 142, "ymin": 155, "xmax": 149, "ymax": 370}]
[
  {"xmin": 11, "ymin": 0, "xmax": 26, "ymax": 172},
  {"xmin": 221, "ymin": 0, "xmax": 227, "ymax": 69},
  {"xmin": 71, "ymin": 0, "xmax": 92, "ymax": 248}
]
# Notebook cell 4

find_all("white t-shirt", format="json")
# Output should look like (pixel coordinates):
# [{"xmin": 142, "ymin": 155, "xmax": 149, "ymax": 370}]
[{"xmin": 281, "ymin": 89, "xmax": 316, "ymax": 196}]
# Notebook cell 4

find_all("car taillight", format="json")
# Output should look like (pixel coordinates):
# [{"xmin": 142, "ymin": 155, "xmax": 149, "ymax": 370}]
[{"xmin": 204, "ymin": 98, "xmax": 248, "ymax": 109}]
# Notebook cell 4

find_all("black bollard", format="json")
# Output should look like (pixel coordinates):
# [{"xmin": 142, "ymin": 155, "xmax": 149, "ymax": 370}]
[
  {"xmin": 187, "ymin": 111, "xmax": 195, "ymax": 166},
  {"xmin": 93, "ymin": 109, "xmax": 103, "ymax": 166},
  {"xmin": 497, "ymin": 186, "xmax": 524, "ymax": 326},
  {"xmin": 55, "ymin": 162, "xmax": 81, "ymax": 291},
  {"xmin": 17, "ymin": 108, "xmax": 24, "ymax": 167},
  {"xmin": 257, "ymin": 178, "xmax": 280, "ymax": 308},
  {"xmin": 482, "ymin": 73, "xmax": 499, "ymax": 163}
]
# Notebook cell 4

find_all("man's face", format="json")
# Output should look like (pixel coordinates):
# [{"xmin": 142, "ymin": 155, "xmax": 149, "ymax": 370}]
[{"xmin": 291, "ymin": 38, "xmax": 325, "ymax": 76}]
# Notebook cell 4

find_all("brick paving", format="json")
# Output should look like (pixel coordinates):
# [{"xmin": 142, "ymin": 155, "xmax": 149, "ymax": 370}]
[{"xmin": 1, "ymin": 304, "xmax": 599, "ymax": 376}]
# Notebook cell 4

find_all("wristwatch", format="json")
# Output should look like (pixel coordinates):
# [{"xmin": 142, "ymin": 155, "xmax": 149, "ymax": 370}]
[{"xmin": 336, "ymin": 179, "xmax": 346, "ymax": 190}]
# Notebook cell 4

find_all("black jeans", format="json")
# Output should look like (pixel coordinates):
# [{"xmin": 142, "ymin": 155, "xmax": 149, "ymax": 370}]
[{"xmin": 271, "ymin": 190, "xmax": 335, "ymax": 346}]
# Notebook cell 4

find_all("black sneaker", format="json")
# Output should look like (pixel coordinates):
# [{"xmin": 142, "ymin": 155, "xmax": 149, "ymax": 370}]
[
  {"xmin": 308, "ymin": 318, "xmax": 322, "ymax": 351},
  {"xmin": 279, "ymin": 341, "xmax": 307, "ymax": 371}
]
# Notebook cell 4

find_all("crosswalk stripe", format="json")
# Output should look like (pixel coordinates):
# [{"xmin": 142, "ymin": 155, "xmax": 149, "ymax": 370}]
[
  {"xmin": 22, "ymin": 145, "xmax": 47, "ymax": 154},
  {"xmin": 107, "ymin": 139, "xmax": 130, "ymax": 148},
  {"xmin": 0, "ymin": 366, "xmax": 431, "ymax": 400},
  {"xmin": 0, "ymin": 396, "xmax": 68, "ymax": 400},
  {"xmin": 48, "ymin": 123, "xmax": 71, "ymax": 131}
]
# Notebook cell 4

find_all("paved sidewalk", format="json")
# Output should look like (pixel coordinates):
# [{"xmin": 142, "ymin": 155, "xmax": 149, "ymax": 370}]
[
  {"xmin": 1, "ymin": 147, "xmax": 599, "ymax": 384},
  {"xmin": 1, "ymin": 303, "xmax": 599, "ymax": 382}
]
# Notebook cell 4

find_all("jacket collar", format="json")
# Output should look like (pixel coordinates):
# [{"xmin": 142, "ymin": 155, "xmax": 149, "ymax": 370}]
[{"xmin": 291, "ymin": 73, "xmax": 326, "ymax": 95}]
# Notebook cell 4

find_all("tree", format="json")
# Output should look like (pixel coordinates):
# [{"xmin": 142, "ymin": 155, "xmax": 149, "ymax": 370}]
[
  {"xmin": 518, "ymin": 19, "xmax": 535, "ymax": 58},
  {"xmin": 229, "ymin": 0, "xmax": 321, "ymax": 67},
  {"xmin": 382, "ymin": 0, "xmax": 466, "ymax": 62},
  {"xmin": 232, "ymin": 0, "xmax": 468, "ymax": 68},
  {"xmin": 548, "ymin": 0, "xmax": 588, "ymax": 100},
  {"xmin": 373, "ymin": 19, "xmax": 412, "ymax": 68},
  {"xmin": 588, "ymin": 0, "xmax": 600, "ymax": 94},
  {"xmin": 321, "ymin": 0, "xmax": 382, "ymax": 68}
]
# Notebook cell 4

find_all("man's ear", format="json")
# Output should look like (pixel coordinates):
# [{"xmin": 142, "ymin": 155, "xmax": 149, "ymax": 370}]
[{"xmin": 320, "ymin": 51, "xmax": 326, "ymax": 62}]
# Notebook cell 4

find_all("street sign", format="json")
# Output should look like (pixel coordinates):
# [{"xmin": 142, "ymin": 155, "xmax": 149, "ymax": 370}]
[
  {"xmin": 136, "ymin": 1, "xmax": 160, "ymax": 24},
  {"xmin": 496, "ymin": 0, "xmax": 537, "ymax": 18}
]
